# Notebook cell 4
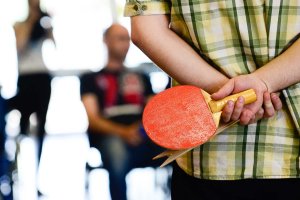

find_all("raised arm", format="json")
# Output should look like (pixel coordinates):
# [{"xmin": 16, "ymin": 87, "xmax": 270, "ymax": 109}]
[
  {"xmin": 131, "ymin": 15, "xmax": 228, "ymax": 94},
  {"xmin": 14, "ymin": 22, "xmax": 33, "ymax": 53}
]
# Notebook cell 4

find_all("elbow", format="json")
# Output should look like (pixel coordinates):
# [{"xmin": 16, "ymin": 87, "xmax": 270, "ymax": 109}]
[
  {"xmin": 130, "ymin": 17, "xmax": 145, "ymax": 49},
  {"xmin": 131, "ymin": 32, "xmax": 139, "ymax": 47},
  {"xmin": 131, "ymin": 25, "xmax": 143, "ymax": 49}
]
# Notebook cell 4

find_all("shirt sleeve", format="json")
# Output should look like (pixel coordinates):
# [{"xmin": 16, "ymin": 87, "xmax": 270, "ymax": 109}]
[
  {"xmin": 80, "ymin": 73, "xmax": 97, "ymax": 96},
  {"xmin": 124, "ymin": 0, "xmax": 171, "ymax": 17},
  {"xmin": 142, "ymin": 73, "xmax": 154, "ymax": 97}
]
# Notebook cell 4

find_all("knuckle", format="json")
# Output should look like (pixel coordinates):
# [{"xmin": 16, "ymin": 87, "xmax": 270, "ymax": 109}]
[
  {"xmin": 222, "ymin": 108, "xmax": 232, "ymax": 116},
  {"xmin": 264, "ymin": 110, "xmax": 274, "ymax": 118},
  {"xmin": 222, "ymin": 114, "xmax": 230, "ymax": 122},
  {"xmin": 264, "ymin": 102, "xmax": 273, "ymax": 109},
  {"xmin": 231, "ymin": 115, "xmax": 239, "ymax": 121},
  {"xmin": 275, "ymin": 103, "xmax": 282, "ymax": 110},
  {"xmin": 267, "ymin": 111, "xmax": 275, "ymax": 117},
  {"xmin": 232, "ymin": 110, "xmax": 242, "ymax": 121}
]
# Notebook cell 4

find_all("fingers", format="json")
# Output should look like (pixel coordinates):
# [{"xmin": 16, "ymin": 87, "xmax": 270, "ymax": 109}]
[
  {"xmin": 124, "ymin": 124, "xmax": 143, "ymax": 146},
  {"xmin": 221, "ymin": 100, "xmax": 234, "ymax": 123},
  {"xmin": 239, "ymin": 100, "xmax": 262, "ymax": 125},
  {"xmin": 240, "ymin": 92, "xmax": 281, "ymax": 125},
  {"xmin": 221, "ymin": 97, "xmax": 244, "ymax": 123},
  {"xmin": 256, "ymin": 108, "xmax": 264, "ymax": 120},
  {"xmin": 247, "ymin": 108, "xmax": 264, "ymax": 124},
  {"xmin": 231, "ymin": 97, "xmax": 244, "ymax": 121},
  {"xmin": 271, "ymin": 93, "xmax": 282, "ymax": 111},
  {"xmin": 240, "ymin": 109, "xmax": 254, "ymax": 125},
  {"xmin": 263, "ymin": 92, "xmax": 275, "ymax": 118},
  {"xmin": 211, "ymin": 79, "xmax": 235, "ymax": 100},
  {"xmin": 127, "ymin": 133, "xmax": 142, "ymax": 146}
]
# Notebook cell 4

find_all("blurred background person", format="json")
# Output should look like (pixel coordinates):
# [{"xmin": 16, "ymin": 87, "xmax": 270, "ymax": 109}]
[
  {"xmin": 80, "ymin": 23, "xmax": 164, "ymax": 200},
  {"xmin": 0, "ymin": 0, "xmax": 171, "ymax": 199},
  {"xmin": 7, "ymin": 0, "xmax": 53, "ymax": 177}
]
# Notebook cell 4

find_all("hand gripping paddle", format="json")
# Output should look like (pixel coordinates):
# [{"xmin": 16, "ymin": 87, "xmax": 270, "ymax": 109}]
[{"xmin": 142, "ymin": 85, "xmax": 257, "ymax": 150}]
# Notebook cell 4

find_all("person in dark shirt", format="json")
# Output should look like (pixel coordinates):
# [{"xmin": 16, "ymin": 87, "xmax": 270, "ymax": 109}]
[{"xmin": 80, "ymin": 23, "xmax": 163, "ymax": 200}]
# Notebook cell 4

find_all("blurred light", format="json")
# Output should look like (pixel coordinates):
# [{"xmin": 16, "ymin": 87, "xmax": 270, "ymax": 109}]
[
  {"xmin": 0, "ymin": 175, "xmax": 12, "ymax": 196},
  {"xmin": 0, "ymin": 22, "xmax": 18, "ymax": 98},
  {"xmin": 29, "ymin": 113, "xmax": 38, "ymax": 134},
  {"xmin": 5, "ymin": 139, "xmax": 17, "ymax": 162},
  {"xmin": 45, "ymin": 76, "xmax": 88, "ymax": 135},
  {"xmin": 87, "ymin": 147, "xmax": 103, "ymax": 168},
  {"xmin": 0, "ymin": 0, "xmax": 28, "ymax": 24},
  {"xmin": 40, "ymin": 16, "xmax": 52, "ymax": 29},
  {"xmin": 15, "ymin": 137, "xmax": 38, "ymax": 200},
  {"xmin": 5, "ymin": 110, "xmax": 21, "ymax": 138},
  {"xmin": 149, "ymin": 72, "xmax": 170, "ymax": 93}
]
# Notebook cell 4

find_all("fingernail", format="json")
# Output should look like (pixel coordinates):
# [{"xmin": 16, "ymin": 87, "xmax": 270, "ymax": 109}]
[
  {"xmin": 271, "ymin": 93, "xmax": 280, "ymax": 99},
  {"xmin": 265, "ymin": 102, "xmax": 273, "ymax": 108},
  {"xmin": 227, "ymin": 101, "xmax": 234, "ymax": 108},
  {"xmin": 259, "ymin": 108, "xmax": 264, "ymax": 115},
  {"xmin": 238, "ymin": 97, "xmax": 244, "ymax": 103}
]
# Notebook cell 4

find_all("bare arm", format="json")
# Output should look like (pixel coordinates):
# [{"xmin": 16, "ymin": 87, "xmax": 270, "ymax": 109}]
[
  {"xmin": 131, "ymin": 15, "xmax": 228, "ymax": 94},
  {"xmin": 253, "ymin": 38, "xmax": 300, "ymax": 93},
  {"xmin": 14, "ymin": 8, "xmax": 44, "ymax": 53},
  {"xmin": 14, "ymin": 22, "xmax": 33, "ymax": 53},
  {"xmin": 131, "ymin": 14, "xmax": 284, "ymax": 125},
  {"xmin": 81, "ymin": 94, "xmax": 142, "ymax": 145},
  {"xmin": 212, "ymin": 38, "xmax": 300, "ymax": 124}
]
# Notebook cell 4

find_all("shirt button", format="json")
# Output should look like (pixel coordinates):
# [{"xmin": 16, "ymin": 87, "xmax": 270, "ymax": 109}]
[
  {"xmin": 133, "ymin": 5, "xmax": 139, "ymax": 11},
  {"xmin": 141, "ymin": 5, "xmax": 147, "ymax": 11}
]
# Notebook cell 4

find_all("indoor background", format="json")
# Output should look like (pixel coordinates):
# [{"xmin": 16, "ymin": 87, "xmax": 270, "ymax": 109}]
[{"xmin": 0, "ymin": 0, "xmax": 171, "ymax": 199}]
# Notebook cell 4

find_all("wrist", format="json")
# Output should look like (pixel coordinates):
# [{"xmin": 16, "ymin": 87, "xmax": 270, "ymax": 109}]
[
  {"xmin": 259, "ymin": 78, "xmax": 269, "ymax": 92},
  {"xmin": 115, "ymin": 125, "xmax": 127, "ymax": 137},
  {"xmin": 210, "ymin": 77, "xmax": 229, "ymax": 94},
  {"xmin": 251, "ymin": 72, "xmax": 272, "ymax": 93},
  {"xmin": 114, "ymin": 126, "xmax": 124, "ymax": 136}
]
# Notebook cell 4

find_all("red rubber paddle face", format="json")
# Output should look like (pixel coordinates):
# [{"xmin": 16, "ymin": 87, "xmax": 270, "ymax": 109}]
[{"xmin": 143, "ymin": 85, "xmax": 217, "ymax": 150}]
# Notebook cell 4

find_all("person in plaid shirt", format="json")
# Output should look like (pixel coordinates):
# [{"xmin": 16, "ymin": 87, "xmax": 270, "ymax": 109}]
[{"xmin": 125, "ymin": 1, "xmax": 300, "ymax": 199}]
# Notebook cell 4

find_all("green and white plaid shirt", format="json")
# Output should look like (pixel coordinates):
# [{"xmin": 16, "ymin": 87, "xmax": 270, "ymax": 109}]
[{"xmin": 125, "ymin": 0, "xmax": 300, "ymax": 180}]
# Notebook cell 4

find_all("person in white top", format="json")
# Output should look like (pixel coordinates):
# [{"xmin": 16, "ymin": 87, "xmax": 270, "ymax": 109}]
[{"xmin": 8, "ymin": 0, "xmax": 53, "ymax": 169}]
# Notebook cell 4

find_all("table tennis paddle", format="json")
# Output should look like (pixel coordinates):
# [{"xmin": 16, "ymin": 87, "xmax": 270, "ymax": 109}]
[
  {"xmin": 142, "ymin": 85, "xmax": 256, "ymax": 150},
  {"xmin": 153, "ymin": 120, "xmax": 239, "ymax": 167}
]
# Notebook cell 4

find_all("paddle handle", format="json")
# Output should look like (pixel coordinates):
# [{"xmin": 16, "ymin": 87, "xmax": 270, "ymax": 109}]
[{"xmin": 208, "ymin": 89, "xmax": 257, "ymax": 113}]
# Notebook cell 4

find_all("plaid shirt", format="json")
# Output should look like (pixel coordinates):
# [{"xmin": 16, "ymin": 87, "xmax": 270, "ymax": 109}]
[{"xmin": 125, "ymin": 0, "xmax": 300, "ymax": 180}]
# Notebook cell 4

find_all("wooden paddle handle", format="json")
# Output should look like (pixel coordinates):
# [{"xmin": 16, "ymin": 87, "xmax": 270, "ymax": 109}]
[{"xmin": 208, "ymin": 89, "xmax": 257, "ymax": 113}]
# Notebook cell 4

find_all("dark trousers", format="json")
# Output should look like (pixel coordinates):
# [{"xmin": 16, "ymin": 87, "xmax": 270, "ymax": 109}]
[
  {"xmin": 8, "ymin": 72, "xmax": 52, "ymax": 165},
  {"xmin": 171, "ymin": 162, "xmax": 300, "ymax": 200}
]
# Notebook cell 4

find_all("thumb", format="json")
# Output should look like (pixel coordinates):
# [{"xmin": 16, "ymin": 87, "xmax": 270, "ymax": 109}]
[{"xmin": 211, "ymin": 79, "xmax": 234, "ymax": 100}]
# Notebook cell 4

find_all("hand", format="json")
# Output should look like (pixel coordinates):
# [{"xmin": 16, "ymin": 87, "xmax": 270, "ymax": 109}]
[
  {"xmin": 263, "ymin": 92, "xmax": 282, "ymax": 117},
  {"xmin": 120, "ymin": 123, "xmax": 143, "ymax": 146},
  {"xmin": 245, "ymin": 92, "xmax": 282, "ymax": 124},
  {"xmin": 211, "ymin": 74, "xmax": 282, "ymax": 125}
]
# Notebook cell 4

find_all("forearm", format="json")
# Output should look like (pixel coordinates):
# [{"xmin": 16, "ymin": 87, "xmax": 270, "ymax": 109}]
[
  {"xmin": 253, "ymin": 38, "xmax": 300, "ymax": 93},
  {"xmin": 82, "ymin": 95, "xmax": 128, "ymax": 136},
  {"xmin": 88, "ymin": 116, "xmax": 127, "ymax": 136},
  {"xmin": 131, "ymin": 15, "xmax": 228, "ymax": 94}
]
